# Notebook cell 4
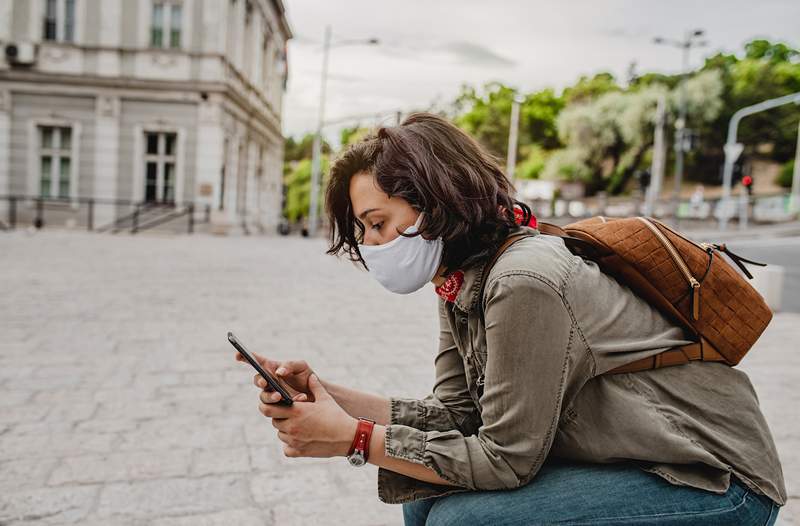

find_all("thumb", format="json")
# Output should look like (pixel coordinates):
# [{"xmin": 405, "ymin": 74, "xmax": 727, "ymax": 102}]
[{"xmin": 307, "ymin": 373, "xmax": 328, "ymax": 400}]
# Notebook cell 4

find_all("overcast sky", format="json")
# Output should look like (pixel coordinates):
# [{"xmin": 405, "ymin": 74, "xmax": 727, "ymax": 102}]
[{"xmin": 280, "ymin": 0, "xmax": 799, "ymax": 146}]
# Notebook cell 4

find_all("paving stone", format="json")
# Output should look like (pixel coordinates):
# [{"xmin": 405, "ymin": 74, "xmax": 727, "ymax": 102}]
[
  {"xmin": 0, "ymin": 457, "xmax": 59, "ymax": 493},
  {"xmin": 250, "ymin": 464, "xmax": 344, "ymax": 504},
  {"xmin": 191, "ymin": 447, "xmax": 252, "ymax": 476},
  {"xmin": 0, "ymin": 484, "xmax": 99, "ymax": 525},
  {"xmin": 149, "ymin": 507, "xmax": 272, "ymax": 526},
  {"xmin": 48, "ymin": 449, "xmax": 193, "ymax": 485},
  {"xmin": 95, "ymin": 475, "xmax": 251, "ymax": 519},
  {"xmin": 0, "ymin": 230, "xmax": 796, "ymax": 525},
  {"xmin": 270, "ymin": 495, "xmax": 402, "ymax": 526},
  {"xmin": 0, "ymin": 431, "xmax": 117, "ymax": 460}
]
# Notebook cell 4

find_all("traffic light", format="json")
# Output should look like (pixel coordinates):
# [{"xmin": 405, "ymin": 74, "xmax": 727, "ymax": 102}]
[
  {"xmin": 636, "ymin": 170, "xmax": 651, "ymax": 191},
  {"xmin": 732, "ymin": 159, "xmax": 744, "ymax": 184},
  {"xmin": 742, "ymin": 175, "xmax": 753, "ymax": 196}
]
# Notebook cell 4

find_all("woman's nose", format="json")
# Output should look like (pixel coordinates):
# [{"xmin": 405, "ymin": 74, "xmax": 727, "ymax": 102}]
[{"xmin": 362, "ymin": 231, "xmax": 380, "ymax": 246}]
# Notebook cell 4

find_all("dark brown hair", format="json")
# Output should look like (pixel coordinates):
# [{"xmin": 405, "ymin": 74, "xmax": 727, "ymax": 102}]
[{"xmin": 324, "ymin": 111, "xmax": 532, "ymax": 276}]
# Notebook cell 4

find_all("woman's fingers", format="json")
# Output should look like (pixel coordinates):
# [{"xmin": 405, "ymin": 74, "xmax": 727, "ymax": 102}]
[
  {"xmin": 253, "ymin": 374, "xmax": 274, "ymax": 390},
  {"xmin": 259, "ymin": 390, "xmax": 284, "ymax": 403},
  {"xmin": 258, "ymin": 389, "xmax": 307, "ymax": 404},
  {"xmin": 235, "ymin": 351, "xmax": 279, "ymax": 370},
  {"xmin": 258, "ymin": 401, "xmax": 293, "ymax": 419},
  {"xmin": 275, "ymin": 360, "xmax": 309, "ymax": 377}
]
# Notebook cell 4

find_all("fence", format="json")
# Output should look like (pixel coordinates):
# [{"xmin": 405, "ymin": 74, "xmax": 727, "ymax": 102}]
[
  {"xmin": 521, "ymin": 191, "xmax": 798, "ymax": 227},
  {"xmin": 0, "ymin": 195, "xmax": 211, "ymax": 234}
]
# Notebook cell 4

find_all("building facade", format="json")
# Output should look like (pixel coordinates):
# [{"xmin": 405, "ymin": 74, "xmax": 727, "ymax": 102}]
[{"xmin": 0, "ymin": 0, "xmax": 291, "ymax": 233}]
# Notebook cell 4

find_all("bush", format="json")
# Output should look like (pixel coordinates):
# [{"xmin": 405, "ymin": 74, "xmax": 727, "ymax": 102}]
[
  {"xmin": 516, "ymin": 145, "xmax": 549, "ymax": 179},
  {"xmin": 775, "ymin": 160, "xmax": 795, "ymax": 188}
]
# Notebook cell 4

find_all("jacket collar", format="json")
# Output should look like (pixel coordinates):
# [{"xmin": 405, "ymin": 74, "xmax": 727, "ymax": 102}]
[{"xmin": 452, "ymin": 225, "xmax": 538, "ymax": 313}]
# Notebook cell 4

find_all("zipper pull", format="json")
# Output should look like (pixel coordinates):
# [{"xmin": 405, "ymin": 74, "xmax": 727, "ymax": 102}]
[
  {"xmin": 715, "ymin": 243, "xmax": 767, "ymax": 280},
  {"xmin": 690, "ymin": 278, "xmax": 701, "ymax": 320}
]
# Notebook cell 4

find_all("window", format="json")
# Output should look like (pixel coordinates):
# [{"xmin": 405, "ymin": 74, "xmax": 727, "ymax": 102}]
[
  {"xmin": 143, "ymin": 131, "xmax": 178, "ymax": 203},
  {"xmin": 150, "ymin": 1, "xmax": 182, "ymax": 49},
  {"xmin": 243, "ymin": 1, "xmax": 253, "ymax": 74},
  {"xmin": 43, "ymin": 0, "xmax": 76, "ymax": 42},
  {"xmin": 261, "ymin": 34, "xmax": 271, "ymax": 92},
  {"xmin": 39, "ymin": 126, "xmax": 73, "ymax": 199}
]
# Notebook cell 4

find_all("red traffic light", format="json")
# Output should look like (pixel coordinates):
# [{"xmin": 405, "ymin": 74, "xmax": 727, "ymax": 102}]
[{"xmin": 742, "ymin": 175, "xmax": 753, "ymax": 186}]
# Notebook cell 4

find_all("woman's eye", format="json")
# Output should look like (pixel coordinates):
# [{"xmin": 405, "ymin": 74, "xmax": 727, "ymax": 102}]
[{"xmin": 371, "ymin": 222, "xmax": 383, "ymax": 231}]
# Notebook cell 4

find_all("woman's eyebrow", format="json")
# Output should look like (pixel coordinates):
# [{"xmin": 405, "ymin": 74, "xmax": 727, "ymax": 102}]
[{"xmin": 358, "ymin": 207, "xmax": 380, "ymax": 220}]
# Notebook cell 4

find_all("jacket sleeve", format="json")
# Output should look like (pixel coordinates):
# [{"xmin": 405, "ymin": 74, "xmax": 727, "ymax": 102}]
[
  {"xmin": 388, "ymin": 297, "xmax": 482, "ymax": 435},
  {"xmin": 383, "ymin": 273, "xmax": 580, "ymax": 490}
]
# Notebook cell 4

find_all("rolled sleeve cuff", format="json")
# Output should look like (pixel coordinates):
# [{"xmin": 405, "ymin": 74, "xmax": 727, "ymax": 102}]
[
  {"xmin": 385, "ymin": 424, "xmax": 471, "ymax": 487},
  {"xmin": 389, "ymin": 394, "xmax": 464, "ymax": 432},
  {"xmin": 389, "ymin": 397, "xmax": 426, "ymax": 428},
  {"xmin": 378, "ymin": 424, "xmax": 472, "ymax": 504},
  {"xmin": 377, "ymin": 467, "xmax": 470, "ymax": 504},
  {"xmin": 385, "ymin": 423, "xmax": 427, "ymax": 463}
]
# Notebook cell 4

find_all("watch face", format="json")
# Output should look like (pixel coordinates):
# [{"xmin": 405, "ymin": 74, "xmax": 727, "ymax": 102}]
[{"xmin": 348, "ymin": 451, "xmax": 366, "ymax": 467}]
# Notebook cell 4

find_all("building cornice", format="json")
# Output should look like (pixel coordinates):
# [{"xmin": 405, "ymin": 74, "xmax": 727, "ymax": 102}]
[
  {"xmin": 270, "ymin": 0, "xmax": 293, "ymax": 40},
  {"xmin": 0, "ymin": 70, "xmax": 283, "ymax": 140}
]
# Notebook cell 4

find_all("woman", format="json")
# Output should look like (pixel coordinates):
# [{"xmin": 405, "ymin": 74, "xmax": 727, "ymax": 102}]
[{"xmin": 235, "ymin": 112, "xmax": 785, "ymax": 525}]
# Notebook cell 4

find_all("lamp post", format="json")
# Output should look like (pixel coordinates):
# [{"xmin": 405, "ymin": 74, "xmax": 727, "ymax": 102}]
[
  {"xmin": 506, "ymin": 93, "xmax": 525, "ymax": 190},
  {"xmin": 307, "ymin": 26, "xmax": 379, "ymax": 237},
  {"xmin": 653, "ymin": 29, "xmax": 707, "ymax": 216},
  {"xmin": 718, "ymin": 92, "xmax": 800, "ymax": 230}
]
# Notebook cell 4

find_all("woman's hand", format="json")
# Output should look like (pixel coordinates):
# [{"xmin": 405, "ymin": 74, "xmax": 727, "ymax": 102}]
[
  {"xmin": 258, "ymin": 373, "xmax": 358, "ymax": 458},
  {"xmin": 234, "ymin": 350, "xmax": 315, "ymax": 402}
]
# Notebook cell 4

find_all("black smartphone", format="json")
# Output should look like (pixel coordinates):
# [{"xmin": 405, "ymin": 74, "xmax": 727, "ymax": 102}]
[{"xmin": 228, "ymin": 331, "xmax": 294, "ymax": 406}]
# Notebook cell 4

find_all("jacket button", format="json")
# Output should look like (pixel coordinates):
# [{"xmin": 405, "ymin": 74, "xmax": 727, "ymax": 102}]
[{"xmin": 458, "ymin": 317, "xmax": 467, "ymax": 324}]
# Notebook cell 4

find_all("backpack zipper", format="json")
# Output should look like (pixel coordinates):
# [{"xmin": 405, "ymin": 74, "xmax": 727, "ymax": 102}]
[{"xmin": 637, "ymin": 217, "xmax": 701, "ymax": 320}]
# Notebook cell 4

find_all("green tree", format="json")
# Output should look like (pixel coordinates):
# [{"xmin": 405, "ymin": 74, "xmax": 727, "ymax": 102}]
[
  {"xmin": 340, "ymin": 125, "xmax": 371, "ymax": 147},
  {"xmin": 545, "ymin": 71, "xmax": 723, "ymax": 195},
  {"xmin": 283, "ymin": 157, "xmax": 330, "ymax": 222},
  {"xmin": 452, "ymin": 82, "xmax": 564, "ymax": 159},
  {"xmin": 562, "ymin": 72, "xmax": 621, "ymax": 104},
  {"xmin": 691, "ymin": 39, "xmax": 800, "ymax": 182},
  {"xmin": 284, "ymin": 133, "xmax": 331, "ymax": 163},
  {"xmin": 745, "ymin": 39, "xmax": 799, "ymax": 63},
  {"xmin": 775, "ymin": 160, "xmax": 795, "ymax": 188},
  {"xmin": 516, "ymin": 144, "xmax": 550, "ymax": 179}
]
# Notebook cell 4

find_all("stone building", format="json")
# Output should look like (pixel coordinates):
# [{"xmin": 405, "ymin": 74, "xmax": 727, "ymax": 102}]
[{"xmin": 0, "ymin": 0, "xmax": 291, "ymax": 233}]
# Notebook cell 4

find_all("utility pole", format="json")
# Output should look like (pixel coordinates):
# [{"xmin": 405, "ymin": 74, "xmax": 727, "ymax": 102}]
[
  {"xmin": 506, "ymin": 94, "xmax": 524, "ymax": 187},
  {"xmin": 791, "ymin": 119, "xmax": 800, "ymax": 215},
  {"xmin": 653, "ymin": 29, "xmax": 707, "ymax": 214},
  {"xmin": 644, "ymin": 94, "xmax": 667, "ymax": 217},
  {"xmin": 308, "ymin": 25, "xmax": 331, "ymax": 239},
  {"xmin": 307, "ymin": 27, "xmax": 379, "ymax": 237}
]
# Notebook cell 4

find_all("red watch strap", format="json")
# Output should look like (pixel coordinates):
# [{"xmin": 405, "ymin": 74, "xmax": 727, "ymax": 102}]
[{"xmin": 347, "ymin": 418, "xmax": 375, "ymax": 461}]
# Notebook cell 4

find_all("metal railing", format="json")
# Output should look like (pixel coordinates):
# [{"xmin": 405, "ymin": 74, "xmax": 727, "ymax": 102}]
[
  {"xmin": 520, "ymin": 190, "xmax": 798, "ymax": 228},
  {"xmin": 0, "ymin": 195, "xmax": 211, "ymax": 234}
]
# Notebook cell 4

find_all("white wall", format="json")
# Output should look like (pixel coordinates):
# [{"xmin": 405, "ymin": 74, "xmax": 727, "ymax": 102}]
[
  {"xmin": 93, "ymin": 94, "xmax": 120, "ymax": 226},
  {"xmin": 0, "ymin": 90, "xmax": 10, "ymax": 219}
]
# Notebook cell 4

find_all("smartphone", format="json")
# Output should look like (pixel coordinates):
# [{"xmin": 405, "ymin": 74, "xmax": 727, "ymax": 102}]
[{"xmin": 228, "ymin": 331, "xmax": 294, "ymax": 406}]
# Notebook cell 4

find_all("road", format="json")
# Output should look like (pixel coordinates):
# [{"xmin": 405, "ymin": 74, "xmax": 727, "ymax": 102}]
[{"xmin": 724, "ymin": 236, "xmax": 800, "ymax": 313}]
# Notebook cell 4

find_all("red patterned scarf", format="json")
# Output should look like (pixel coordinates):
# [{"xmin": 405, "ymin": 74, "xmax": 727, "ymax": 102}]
[{"xmin": 434, "ymin": 205, "xmax": 536, "ymax": 302}]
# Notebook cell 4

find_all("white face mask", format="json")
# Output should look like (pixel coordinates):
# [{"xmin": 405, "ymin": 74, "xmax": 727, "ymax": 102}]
[{"xmin": 358, "ymin": 212, "xmax": 444, "ymax": 294}]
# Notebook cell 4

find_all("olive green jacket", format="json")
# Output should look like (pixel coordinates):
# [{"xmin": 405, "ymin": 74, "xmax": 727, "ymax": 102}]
[{"xmin": 378, "ymin": 226, "xmax": 786, "ymax": 506}]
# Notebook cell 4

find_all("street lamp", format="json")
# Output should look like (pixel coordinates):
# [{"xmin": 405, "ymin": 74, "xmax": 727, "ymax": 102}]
[
  {"xmin": 307, "ymin": 26, "xmax": 379, "ymax": 238},
  {"xmin": 506, "ymin": 93, "xmax": 525, "ymax": 190},
  {"xmin": 653, "ymin": 29, "xmax": 707, "ymax": 217}
]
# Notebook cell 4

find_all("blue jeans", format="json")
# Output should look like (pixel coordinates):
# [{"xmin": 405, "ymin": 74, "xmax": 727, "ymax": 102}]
[{"xmin": 402, "ymin": 459, "xmax": 780, "ymax": 526}]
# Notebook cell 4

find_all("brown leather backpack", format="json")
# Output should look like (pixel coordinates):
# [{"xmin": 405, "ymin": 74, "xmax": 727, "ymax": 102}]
[{"xmin": 484, "ymin": 216, "xmax": 772, "ymax": 375}]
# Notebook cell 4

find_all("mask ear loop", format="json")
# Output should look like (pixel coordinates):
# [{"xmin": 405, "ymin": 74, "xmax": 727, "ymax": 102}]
[{"xmin": 410, "ymin": 211, "xmax": 424, "ymax": 232}]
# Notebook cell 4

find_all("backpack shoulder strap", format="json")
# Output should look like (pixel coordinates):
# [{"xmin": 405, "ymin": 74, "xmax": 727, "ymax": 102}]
[{"xmin": 477, "ymin": 232, "xmax": 534, "ymax": 314}]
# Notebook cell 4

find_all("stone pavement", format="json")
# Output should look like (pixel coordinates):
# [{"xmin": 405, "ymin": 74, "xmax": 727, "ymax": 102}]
[{"xmin": 0, "ymin": 230, "xmax": 797, "ymax": 525}]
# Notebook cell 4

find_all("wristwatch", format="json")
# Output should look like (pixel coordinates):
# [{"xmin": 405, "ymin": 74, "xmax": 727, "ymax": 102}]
[{"xmin": 346, "ymin": 417, "xmax": 376, "ymax": 467}]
